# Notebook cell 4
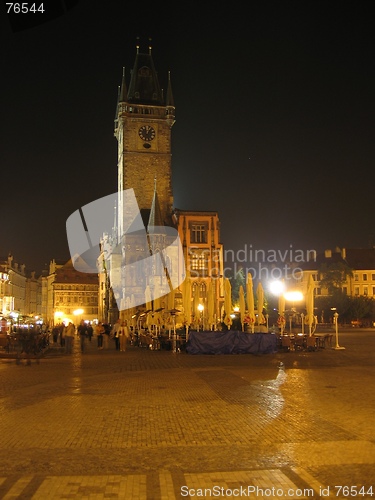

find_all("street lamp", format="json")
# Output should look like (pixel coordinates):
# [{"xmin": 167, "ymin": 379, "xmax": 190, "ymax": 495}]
[
  {"xmin": 269, "ymin": 280, "xmax": 285, "ymax": 297},
  {"xmin": 332, "ymin": 309, "xmax": 345, "ymax": 350},
  {"xmin": 284, "ymin": 291, "xmax": 303, "ymax": 334},
  {"xmin": 73, "ymin": 308, "xmax": 84, "ymax": 326},
  {"xmin": 197, "ymin": 303, "xmax": 204, "ymax": 332}
]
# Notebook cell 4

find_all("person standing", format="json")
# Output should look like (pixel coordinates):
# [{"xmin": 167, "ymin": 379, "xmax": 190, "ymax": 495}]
[
  {"xmin": 111, "ymin": 318, "xmax": 121, "ymax": 351},
  {"xmin": 96, "ymin": 322, "xmax": 104, "ymax": 349},
  {"xmin": 87, "ymin": 323, "xmax": 93, "ymax": 342},
  {"xmin": 64, "ymin": 322, "xmax": 75, "ymax": 354},
  {"xmin": 102, "ymin": 322, "xmax": 111, "ymax": 349},
  {"xmin": 77, "ymin": 320, "xmax": 88, "ymax": 353},
  {"xmin": 52, "ymin": 325, "xmax": 60, "ymax": 344},
  {"xmin": 60, "ymin": 324, "xmax": 66, "ymax": 347},
  {"xmin": 120, "ymin": 320, "xmax": 130, "ymax": 352}
]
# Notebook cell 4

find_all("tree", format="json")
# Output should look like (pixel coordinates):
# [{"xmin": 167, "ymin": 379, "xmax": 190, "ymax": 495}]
[
  {"xmin": 348, "ymin": 296, "xmax": 375, "ymax": 326},
  {"xmin": 315, "ymin": 292, "xmax": 350, "ymax": 323},
  {"xmin": 229, "ymin": 267, "xmax": 245, "ymax": 304},
  {"xmin": 318, "ymin": 261, "xmax": 353, "ymax": 294}
]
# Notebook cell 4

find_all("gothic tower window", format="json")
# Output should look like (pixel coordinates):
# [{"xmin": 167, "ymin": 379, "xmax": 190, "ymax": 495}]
[
  {"xmin": 190, "ymin": 223, "xmax": 207, "ymax": 243},
  {"xmin": 190, "ymin": 250, "xmax": 208, "ymax": 277}
]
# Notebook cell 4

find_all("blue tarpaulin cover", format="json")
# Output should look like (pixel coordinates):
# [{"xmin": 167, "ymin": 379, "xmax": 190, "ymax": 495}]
[{"xmin": 186, "ymin": 331, "xmax": 278, "ymax": 355}]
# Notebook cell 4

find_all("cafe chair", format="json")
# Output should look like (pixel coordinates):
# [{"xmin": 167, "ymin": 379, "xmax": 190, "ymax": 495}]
[
  {"xmin": 281, "ymin": 336, "xmax": 292, "ymax": 351},
  {"xmin": 306, "ymin": 335, "xmax": 317, "ymax": 351},
  {"xmin": 294, "ymin": 334, "xmax": 305, "ymax": 351},
  {"xmin": 324, "ymin": 333, "xmax": 333, "ymax": 348}
]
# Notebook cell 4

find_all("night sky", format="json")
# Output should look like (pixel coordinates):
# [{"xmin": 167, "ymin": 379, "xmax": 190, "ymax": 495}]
[{"xmin": 1, "ymin": 1, "xmax": 374, "ymax": 275}]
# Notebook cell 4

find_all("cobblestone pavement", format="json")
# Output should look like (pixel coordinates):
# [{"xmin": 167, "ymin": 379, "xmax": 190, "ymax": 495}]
[{"xmin": 0, "ymin": 330, "xmax": 374, "ymax": 499}]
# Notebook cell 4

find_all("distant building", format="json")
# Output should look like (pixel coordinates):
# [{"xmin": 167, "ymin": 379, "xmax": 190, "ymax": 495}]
[
  {"xmin": 293, "ymin": 247, "xmax": 375, "ymax": 298},
  {"xmin": 43, "ymin": 259, "xmax": 99, "ymax": 326},
  {"xmin": 0, "ymin": 253, "xmax": 27, "ymax": 319}
]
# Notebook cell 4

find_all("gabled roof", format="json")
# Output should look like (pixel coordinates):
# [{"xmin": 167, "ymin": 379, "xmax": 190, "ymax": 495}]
[
  {"xmin": 300, "ymin": 247, "xmax": 375, "ymax": 271},
  {"xmin": 345, "ymin": 248, "xmax": 375, "ymax": 270},
  {"xmin": 54, "ymin": 259, "xmax": 98, "ymax": 285}
]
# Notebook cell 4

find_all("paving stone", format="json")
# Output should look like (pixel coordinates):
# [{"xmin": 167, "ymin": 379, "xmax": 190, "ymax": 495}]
[{"xmin": 0, "ymin": 331, "xmax": 373, "ymax": 498}]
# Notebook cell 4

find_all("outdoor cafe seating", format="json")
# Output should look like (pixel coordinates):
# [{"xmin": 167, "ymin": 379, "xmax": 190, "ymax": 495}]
[{"xmin": 279, "ymin": 332, "xmax": 333, "ymax": 351}]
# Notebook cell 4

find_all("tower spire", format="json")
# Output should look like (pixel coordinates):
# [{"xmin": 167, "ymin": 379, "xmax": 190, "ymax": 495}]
[
  {"xmin": 148, "ymin": 177, "xmax": 164, "ymax": 231},
  {"xmin": 166, "ymin": 71, "xmax": 174, "ymax": 107},
  {"xmin": 114, "ymin": 85, "xmax": 120, "ymax": 129},
  {"xmin": 119, "ymin": 67, "xmax": 127, "ymax": 102},
  {"xmin": 127, "ymin": 43, "xmax": 163, "ymax": 104}
]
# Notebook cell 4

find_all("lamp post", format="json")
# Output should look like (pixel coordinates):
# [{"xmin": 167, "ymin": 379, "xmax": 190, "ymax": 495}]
[
  {"xmin": 54, "ymin": 310, "xmax": 64, "ymax": 326},
  {"xmin": 284, "ymin": 291, "xmax": 303, "ymax": 334},
  {"xmin": 332, "ymin": 310, "xmax": 345, "ymax": 350}
]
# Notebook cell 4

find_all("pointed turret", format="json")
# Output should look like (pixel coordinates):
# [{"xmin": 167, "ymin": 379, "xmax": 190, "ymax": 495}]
[
  {"xmin": 147, "ymin": 178, "xmax": 164, "ymax": 233},
  {"xmin": 165, "ymin": 70, "xmax": 175, "ymax": 127},
  {"xmin": 119, "ymin": 66, "xmax": 127, "ymax": 102},
  {"xmin": 114, "ymin": 85, "xmax": 120, "ymax": 129},
  {"xmin": 166, "ymin": 71, "xmax": 174, "ymax": 107}
]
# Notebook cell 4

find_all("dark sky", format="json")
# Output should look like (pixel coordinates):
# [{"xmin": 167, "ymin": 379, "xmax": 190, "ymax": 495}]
[{"xmin": 1, "ymin": 1, "xmax": 374, "ymax": 275}]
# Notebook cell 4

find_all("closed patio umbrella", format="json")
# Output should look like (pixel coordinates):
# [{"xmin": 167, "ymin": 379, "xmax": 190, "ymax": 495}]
[
  {"xmin": 207, "ymin": 279, "xmax": 215, "ymax": 330},
  {"xmin": 193, "ymin": 286, "xmax": 200, "ymax": 329},
  {"xmin": 224, "ymin": 278, "xmax": 232, "ymax": 329},
  {"xmin": 167, "ymin": 288, "xmax": 175, "ymax": 311},
  {"xmin": 278, "ymin": 292, "xmax": 286, "ymax": 334},
  {"xmin": 145, "ymin": 285, "xmax": 152, "ymax": 312},
  {"xmin": 130, "ymin": 294, "xmax": 136, "ymax": 330},
  {"xmin": 306, "ymin": 274, "xmax": 315, "ymax": 336},
  {"xmin": 152, "ymin": 283, "xmax": 163, "ymax": 333},
  {"xmin": 124, "ymin": 296, "xmax": 131, "ymax": 324},
  {"xmin": 239, "ymin": 285, "xmax": 246, "ymax": 331},
  {"xmin": 256, "ymin": 281, "xmax": 265, "ymax": 328},
  {"xmin": 183, "ymin": 276, "xmax": 192, "ymax": 337},
  {"xmin": 246, "ymin": 273, "xmax": 256, "ymax": 333},
  {"xmin": 144, "ymin": 285, "xmax": 153, "ymax": 328}
]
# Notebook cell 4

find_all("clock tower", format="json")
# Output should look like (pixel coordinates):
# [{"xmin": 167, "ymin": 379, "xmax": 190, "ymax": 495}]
[
  {"xmin": 98, "ymin": 43, "xmax": 224, "ymax": 328},
  {"xmin": 114, "ymin": 43, "xmax": 175, "ymax": 239}
]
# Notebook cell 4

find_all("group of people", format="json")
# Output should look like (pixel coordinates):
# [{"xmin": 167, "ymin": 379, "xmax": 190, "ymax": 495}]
[
  {"xmin": 76, "ymin": 318, "xmax": 130, "ymax": 353},
  {"xmin": 109, "ymin": 318, "xmax": 130, "ymax": 351}
]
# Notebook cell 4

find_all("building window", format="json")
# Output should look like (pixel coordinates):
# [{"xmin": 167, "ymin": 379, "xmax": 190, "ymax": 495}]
[
  {"xmin": 190, "ymin": 251, "xmax": 208, "ymax": 277},
  {"xmin": 372, "ymin": 287, "xmax": 375, "ymax": 295},
  {"xmin": 372, "ymin": 274, "xmax": 375, "ymax": 281},
  {"xmin": 192, "ymin": 281, "xmax": 207, "ymax": 299},
  {"xmin": 190, "ymin": 224, "xmax": 207, "ymax": 244},
  {"xmin": 364, "ymin": 287, "xmax": 368, "ymax": 296},
  {"xmin": 354, "ymin": 274, "xmax": 359, "ymax": 281},
  {"xmin": 363, "ymin": 273, "xmax": 368, "ymax": 281},
  {"xmin": 342, "ymin": 287, "xmax": 347, "ymax": 295},
  {"xmin": 354, "ymin": 287, "xmax": 359, "ymax": 296}
]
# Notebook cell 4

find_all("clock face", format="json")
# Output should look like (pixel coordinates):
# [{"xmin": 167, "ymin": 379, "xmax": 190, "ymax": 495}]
[{"xmin": 138, "ymin": 125, "xmax": 156, "ymax": 142}]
